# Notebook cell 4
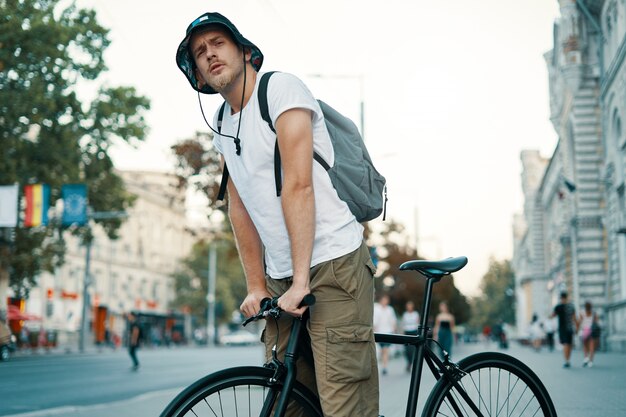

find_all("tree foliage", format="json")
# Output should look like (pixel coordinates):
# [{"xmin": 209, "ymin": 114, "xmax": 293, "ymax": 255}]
[
  {"xmin": 0, "ymin": 0, "xmax": 150, "ymax": 296},
  {"xmin": 171, "ymin": 131, "xmax": 226, "ymax": 213},
  {"xmin": 170, "ymin": 224, "xmax": 247, "ymax": 325},
  {"xmin": 373, "ymin": 220, "xmax": 471, "ymax": 325},
  {"xmin": 469, "ymin": 258, "xmax": 516, "ymax": 331}
]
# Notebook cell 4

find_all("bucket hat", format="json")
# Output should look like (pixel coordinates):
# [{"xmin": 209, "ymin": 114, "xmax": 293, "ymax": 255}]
[{"xmin": 176, "ymin": 12, "xmax": 264, "ymax": 94}]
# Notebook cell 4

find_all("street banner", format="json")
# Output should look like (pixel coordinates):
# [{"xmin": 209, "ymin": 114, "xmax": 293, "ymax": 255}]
[
  {"xmin": 0, "ymin": 184, "xmax": 19, "ymax": 227},
  {"xmin": 24, "ymin": 184, "xmax": 50, "ymax": 227},
  {"xmin": 62, "ymin": 184, "xmax": 88, "ymax": 226}
]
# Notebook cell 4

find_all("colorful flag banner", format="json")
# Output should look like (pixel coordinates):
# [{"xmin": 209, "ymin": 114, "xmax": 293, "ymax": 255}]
[
  {"xmin": 62, "ymin": 184, "xmax": 88, "ymax": 226},
  {"xmin": 24, "ymin": 184, "xmax": 50, "ymax": 227},
  {"xmin": 0, "ymin": 184, "xmax": 19, "ymax": 227}
]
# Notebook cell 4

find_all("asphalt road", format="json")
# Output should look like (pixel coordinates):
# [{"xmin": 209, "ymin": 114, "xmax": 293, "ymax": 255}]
[
  {"xmin": 0, "ymin": 344, "xmax": 264, "ymax": 416},
  {"xmin": 1, "ymin": 341, "xmax": 626, "ymax": 416}
]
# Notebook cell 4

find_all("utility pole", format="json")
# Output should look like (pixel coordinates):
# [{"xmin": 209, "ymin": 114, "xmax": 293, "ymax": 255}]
[
  {"xmin": 78, "ymin": 240, "xmax": 92, "ymax": 353},
  {"xmin": 77, "ymin": 210, "xmax": 127, "ymax": 353},
  {"xmin": 207, "ymin": 242, "xmax": 217, "ymax": 346}
]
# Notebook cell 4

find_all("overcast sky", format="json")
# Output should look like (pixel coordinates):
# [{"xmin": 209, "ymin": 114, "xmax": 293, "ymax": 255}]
[{"xmin": 76, "ymin": 0, "xmax": 561, "ymax": 296}]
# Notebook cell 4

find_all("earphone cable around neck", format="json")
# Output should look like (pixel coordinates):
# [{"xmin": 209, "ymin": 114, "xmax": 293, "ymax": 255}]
[{"xmin": 196, "ymin": 59, "xmax": 246, "ymax": 156}]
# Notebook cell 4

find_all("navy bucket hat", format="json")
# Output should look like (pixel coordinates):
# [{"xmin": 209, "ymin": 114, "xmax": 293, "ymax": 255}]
[{"xmin": 176, "ymin": 12, "xmax": 264, "ymax": 95}]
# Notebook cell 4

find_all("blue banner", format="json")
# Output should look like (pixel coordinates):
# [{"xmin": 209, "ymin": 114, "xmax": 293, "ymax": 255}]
[{"xmin": 62, "ymin": 184, "xmax": 88, "ymax": 226}]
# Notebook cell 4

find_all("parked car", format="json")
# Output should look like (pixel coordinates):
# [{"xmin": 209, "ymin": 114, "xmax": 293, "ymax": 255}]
[
  {"xmin": 220, "ymin": 330, "xmax": 259, "ymax": 346},
  {"xmin": 0, "ymin": 321, "xmax": 16, "ymax": 362}
]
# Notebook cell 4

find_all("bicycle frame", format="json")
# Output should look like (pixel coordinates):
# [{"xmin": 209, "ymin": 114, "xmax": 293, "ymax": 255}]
[
  {"xmin": 375, "ymin": 276, "xmax": 484, "ymax": 417},
  {"xmin": 264, "ymin": 266, "xmax": 486, "ymax": 417}
]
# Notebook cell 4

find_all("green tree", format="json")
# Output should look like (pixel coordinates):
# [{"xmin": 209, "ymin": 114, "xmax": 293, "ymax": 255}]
[
  {"xmin": 170, "ymin": 223, "xmax": 246, "ymax": 325},
  {"xmin": 469, "ymin": 258, "xmax": 516, "ymax": 331},
  {"xmin": 373, "ymin": 220, "xmax": 470, "ymax": 325},
  {"xmin": 0, "ymin": 0, "xmax": 150, "ymax": 297},
  {"xmin": 170, "ymin": 130, "xmax": 249, "ymax": 322}
]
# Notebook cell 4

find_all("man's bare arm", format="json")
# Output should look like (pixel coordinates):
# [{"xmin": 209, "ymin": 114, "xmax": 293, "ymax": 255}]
[
  {"xmin": 275, "ymin": 108, "xmax": 315, "ymax": 316},
  {"xmin": 225, "ymin": 158, "xmax": 271, "ymax": 317}
]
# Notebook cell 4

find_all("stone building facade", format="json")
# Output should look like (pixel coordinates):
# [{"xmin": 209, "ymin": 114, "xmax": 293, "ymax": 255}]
[
  {"xmin": 22, "ymin": 170, "xmax": 200, "ymax": 345},
  {"xmin": 514, "ymin": 0, "xmax": 626, "ymax": 351}
]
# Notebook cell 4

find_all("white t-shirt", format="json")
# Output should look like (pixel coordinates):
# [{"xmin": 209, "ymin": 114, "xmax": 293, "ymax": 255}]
[
  {"xmin": 373, "ymin": 304, "xmax": 397, "ymax": 333},
  {"xmin": 213, "ymin": 72, "xmax": 363, "ymax": 278},
  {"xmin": 401, "ymin": 311, "xmax": 420, "ymax": 332}
]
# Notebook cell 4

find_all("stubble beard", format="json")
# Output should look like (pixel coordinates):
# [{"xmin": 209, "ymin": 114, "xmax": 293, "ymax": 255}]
[{"xmin": 207, "ymin": 62, "xmax": 244, "ymax": 94}]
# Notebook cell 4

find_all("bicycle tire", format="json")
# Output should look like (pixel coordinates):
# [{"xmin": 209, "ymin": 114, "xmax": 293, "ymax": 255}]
[
  {"xmin": 422, "ymin": 352, "xmax": 557, "ymax": 417},
  {"xmin": 160, "ymin": 366, "xmax": 324, "ymax": 417}
]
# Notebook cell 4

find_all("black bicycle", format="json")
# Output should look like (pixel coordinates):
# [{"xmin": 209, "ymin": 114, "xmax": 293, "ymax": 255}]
[{"xmin": 160, "ymin": 256, "xmax": 557, "ymax": 417}]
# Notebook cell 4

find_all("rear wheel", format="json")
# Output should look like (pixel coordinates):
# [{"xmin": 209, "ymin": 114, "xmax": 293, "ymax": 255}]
[
  {"xmin": 423, "ymin": 352, "xmax": 557, "ymax": 417},
  {"xmin": 160, "ymin": 366, "xmax": 323, "ymax": 417}
]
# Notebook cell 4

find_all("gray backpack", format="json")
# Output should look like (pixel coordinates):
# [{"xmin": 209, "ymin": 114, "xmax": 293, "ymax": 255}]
[{"xmin": 217, "ymin": 71, "xmax": 387, "ymax": 222}]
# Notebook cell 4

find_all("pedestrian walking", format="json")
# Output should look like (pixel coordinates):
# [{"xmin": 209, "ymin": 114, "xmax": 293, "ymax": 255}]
[
  {"xmin": 481, "ymin": 324, "xmax": 492, "ymax": 347},
  {"xmin": 401, "ymin": 300, "xmax": 420, "ymax": 372},
  {"xmin": 433, "ymin": 301, "xmax": 456, "ymax": 357},
  {"xmin": 127, "ymin": 312, "xmax": 141, "ymax": 371},
  {"xmin": 529, "ymin": 313, "xmax": 544, "ymax": 352},
  {"xmin": 175, "ymin": 12, "xmax": 380, "ymax": 416},
  {"xmin": 374, "ymin": 294, "xmax": 397, "ymax": 376},
  {"xmin": 551, "ymin": 291, "xmax": 577, "ymax": 368},
  {"xmin": 579, "ymin": 301, "xmax": 599, "ymax": 367},
  {"xmin": 543, "ymin": 315, "xmax": 556, "ymax": 352}
]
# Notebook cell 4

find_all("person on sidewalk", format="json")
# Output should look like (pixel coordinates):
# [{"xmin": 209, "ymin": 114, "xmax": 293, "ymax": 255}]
[
  {"xmin": 551, "ymin": 291, "xmax": 577, "ymax": 368},
  {"xmin": 578, "ymin": 301, "xmax": 599, "ymax": 367},
  {"xmin": 374, "ymin": 294, "xmax": 397, "ymax": 375},
  {"xmin": 529, "ymin": 313, "xmax": 544, "ymax": 352},
  {"xmin": 434, "ymin": 301, "xmax": 456, "ymax": 357},
  {"xmin": 401, "ymin": 300, "xmax": 420, "ymax": 372},
  {"xmin": 127, "ymin": 312, "xmax": 141, "ymax": 371},
  {"xmin": 542, "ymin": 315, "xmax": 556, "ymax": 352},
  {"xmin": 175, "ymin": 12, "xmax": 379, "ymax": 416}
]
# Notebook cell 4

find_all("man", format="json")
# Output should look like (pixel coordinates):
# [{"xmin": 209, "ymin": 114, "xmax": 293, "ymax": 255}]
[
  {"xmin": 127, "ymin": 312, "xmax": 140, "ymax": 371},
  {"xmin": 176, "ymin": 13, "xmax": 379, "ymax": 416},
  {"xmin": 551, "ymin": 291, "xmax": 577, "ymax": 368}
]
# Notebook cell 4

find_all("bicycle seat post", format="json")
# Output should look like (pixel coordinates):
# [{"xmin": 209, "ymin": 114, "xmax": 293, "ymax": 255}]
[{"xmin": 419, "ymin": 277, "xmax": 437, "ymax": 336}]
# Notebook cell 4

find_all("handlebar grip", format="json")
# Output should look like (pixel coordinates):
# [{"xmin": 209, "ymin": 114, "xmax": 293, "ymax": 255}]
[
  {"xmin": 300, "ymin": 294, "xmax": 316, "ymax": 307},
  {"xmin": 263, "ymin": 294, "xmax": 316, "ymax": 310},
  {"xmin": 260, "ymin": 297, "xmax": 273, "ymax": 310}
]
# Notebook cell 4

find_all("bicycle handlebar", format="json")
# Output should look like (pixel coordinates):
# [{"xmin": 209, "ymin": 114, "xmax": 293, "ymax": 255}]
[{"xmin": 242, "ymin": 294, "xmax": 316, "ymax": 326}]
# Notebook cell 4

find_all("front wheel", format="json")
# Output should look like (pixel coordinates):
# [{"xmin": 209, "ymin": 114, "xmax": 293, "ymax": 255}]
[
  {"xmin": 160, "ymin": 366, "xmax": 323, "ymax": 417},
  {"xmin": 422, "ymin": 352, "xmax": 557, "ymax": 417}
]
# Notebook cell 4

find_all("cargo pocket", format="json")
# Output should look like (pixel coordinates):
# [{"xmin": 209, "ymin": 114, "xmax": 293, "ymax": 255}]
[{"xmin": 326, "ymin": 324, "xmax": 373, "ymax": 382}]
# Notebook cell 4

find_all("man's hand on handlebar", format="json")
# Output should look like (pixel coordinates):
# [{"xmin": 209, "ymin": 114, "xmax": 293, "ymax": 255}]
[
  {"xmin": 240, "ymin": 288, "xmax": 272, "ymax": 318},
  {"xmin": 277, "ymin": 285, "xmax": 311, "ymax": 317}
]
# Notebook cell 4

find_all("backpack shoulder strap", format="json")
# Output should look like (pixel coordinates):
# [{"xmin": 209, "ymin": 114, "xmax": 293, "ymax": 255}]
[
  {"xmin": 258, "ymin": 72, "xmax": 277, "ymax": 133},
  {"xmin": 216, "ymin": 102, "xmax": 229, "ymax": 201},
  {"xmin": 259, "ymin": 72, "xmax": 328, "ymax": 198},
  {"xmin": 258, "ymin": 72, "xmax": 283, "ymax": 196}
]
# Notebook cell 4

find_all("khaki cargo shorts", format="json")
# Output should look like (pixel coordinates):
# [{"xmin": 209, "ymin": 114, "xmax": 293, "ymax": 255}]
[{"xmin": 263, "ymin": 241, "xmax": 380, "ymax": 417}]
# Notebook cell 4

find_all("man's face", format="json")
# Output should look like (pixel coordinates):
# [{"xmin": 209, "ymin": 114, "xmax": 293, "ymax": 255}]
[{"xmin": 190, "ymin": 26, "xmax": 248, "ymax": 93}]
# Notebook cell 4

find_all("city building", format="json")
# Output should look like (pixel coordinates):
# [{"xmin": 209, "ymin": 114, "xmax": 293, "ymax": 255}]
[
  {"xmin": 17, "ymin": 170, "xmax": 201, "ymax": 348},
  {"xmin": 514, "ymin": 0, "xmax": 626, "ymax": 351}
]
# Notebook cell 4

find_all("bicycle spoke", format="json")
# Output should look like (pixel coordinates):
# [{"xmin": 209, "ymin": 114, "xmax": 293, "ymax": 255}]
[
  {"xmin": 431, "ymin": 362, "xmax": 549, "ymax": 417},
  {"xmin": 203, "ymin": 397, "xmax": 219, "ymax": 417},
  {"xmin": 232, "ymin": 386, "xmax": 239, "ymax": 417}
]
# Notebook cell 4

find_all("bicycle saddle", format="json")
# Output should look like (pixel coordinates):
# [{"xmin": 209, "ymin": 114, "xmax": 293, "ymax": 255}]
[{"xmin": 399, "ymin": 256, "xmax": 468, "ymax": 278}]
